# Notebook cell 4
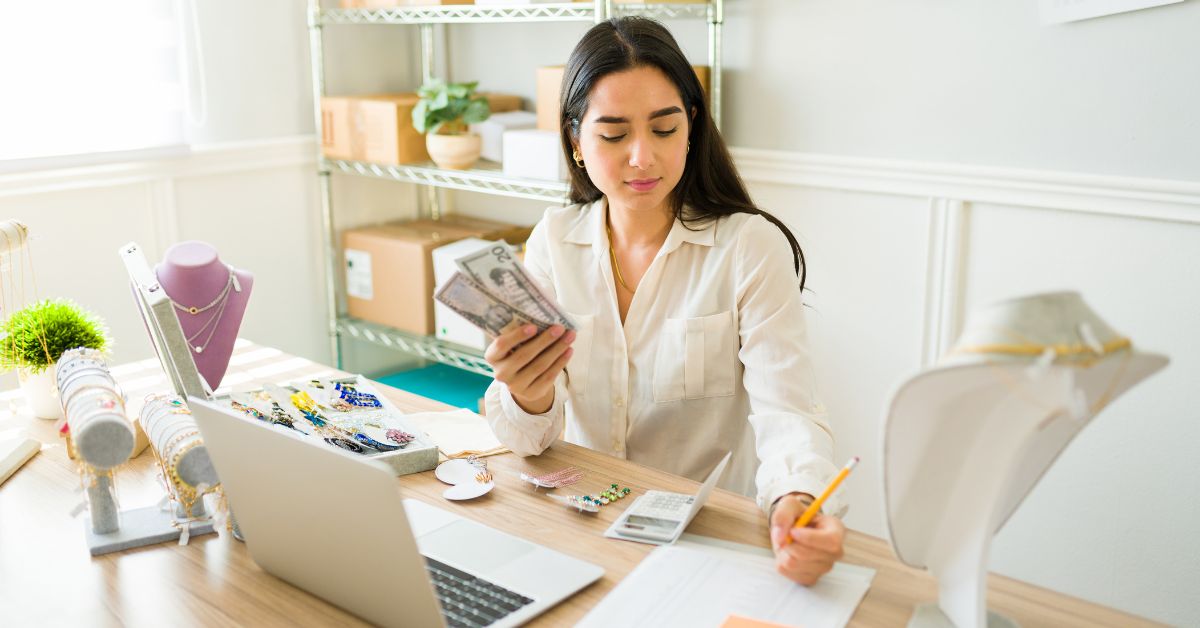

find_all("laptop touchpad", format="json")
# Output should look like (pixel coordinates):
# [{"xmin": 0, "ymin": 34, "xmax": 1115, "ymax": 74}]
[{"xmin": 418, "ymin": 520, "xmax": 535, "ymax": 573}]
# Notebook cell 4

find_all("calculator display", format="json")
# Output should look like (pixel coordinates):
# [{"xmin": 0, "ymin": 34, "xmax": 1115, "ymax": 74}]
[{"xmin": 622, "ymin": 515, "xmax": 681, "ymax": 535}]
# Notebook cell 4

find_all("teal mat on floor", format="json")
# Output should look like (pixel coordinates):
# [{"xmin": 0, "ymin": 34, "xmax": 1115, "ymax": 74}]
[{"xmin": 375, "ymin": 363, "xmax": 492, "ymax": 411}]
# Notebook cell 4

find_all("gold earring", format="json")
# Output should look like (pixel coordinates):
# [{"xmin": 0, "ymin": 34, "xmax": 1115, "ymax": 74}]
[
  {"xmin": 686, "ymin": 141, "xmax": 691, "ymax": 153},
  {"xmin": 572, "ymin": 149, "xmax": 585, "ymax": 169}
]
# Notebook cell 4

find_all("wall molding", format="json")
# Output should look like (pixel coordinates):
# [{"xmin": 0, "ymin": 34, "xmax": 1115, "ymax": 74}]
[
  {"xmin": 732, "ymin": 147, "xmax": 1200, "ymax": 225},
  {"xmin": 921, "ymin": 198, "xmax": 969, "ymax": 367},
  {"xmin": 0, "ymin": 136, "xmax": 317, "ymax": 198}
]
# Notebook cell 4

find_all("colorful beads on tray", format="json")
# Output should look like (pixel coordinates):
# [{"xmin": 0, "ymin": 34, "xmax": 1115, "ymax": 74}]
[{"xmin": 574, "ymin": 483, "xmax": 632, "ymax": 507}]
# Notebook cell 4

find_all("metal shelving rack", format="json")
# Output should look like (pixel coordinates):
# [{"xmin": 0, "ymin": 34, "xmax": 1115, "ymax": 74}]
[{"xmin": 308, "ymin": 0, "xmax": 723, "ymax": 374}]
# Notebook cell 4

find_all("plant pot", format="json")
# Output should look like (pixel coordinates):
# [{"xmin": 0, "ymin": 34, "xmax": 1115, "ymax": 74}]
[
  {"xmin": 426, "ymin": 132, "xmax": 482, "ymax": 170},
  {"xmin": 19, "ymin": 367, "xmax": 62, "ymax": 419}
]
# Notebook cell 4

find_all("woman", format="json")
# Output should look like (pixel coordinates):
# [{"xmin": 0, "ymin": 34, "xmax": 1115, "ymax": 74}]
[{"xmin": 483, "ymin": 16, "xmax": 845, "ymax": 585}]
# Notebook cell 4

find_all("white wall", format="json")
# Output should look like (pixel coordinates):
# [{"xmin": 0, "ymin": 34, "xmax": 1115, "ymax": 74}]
[{"xmin": 0, "ymin": 140, "xmax": 328, "ymax": 376}]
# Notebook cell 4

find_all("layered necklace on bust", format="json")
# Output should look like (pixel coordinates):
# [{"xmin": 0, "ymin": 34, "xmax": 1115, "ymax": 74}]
[{"xmin": 169, "ymin": 265, "xmax": 242, "ymax": 354}]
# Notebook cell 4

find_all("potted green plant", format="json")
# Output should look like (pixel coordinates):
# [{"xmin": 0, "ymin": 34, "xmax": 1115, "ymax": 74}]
[
  {"xmin": 412, "ymin": 79, "xmax": 491, "ymax": 170},
  {"xmin": 0, "ymin": 298, "xmax": 109, "ymax": 419}
]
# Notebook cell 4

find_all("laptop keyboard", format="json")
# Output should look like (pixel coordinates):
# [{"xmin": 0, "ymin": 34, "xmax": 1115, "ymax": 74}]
[{"xmin": 425, "ymin": 556, "xmax": 534, "ymax": 627}]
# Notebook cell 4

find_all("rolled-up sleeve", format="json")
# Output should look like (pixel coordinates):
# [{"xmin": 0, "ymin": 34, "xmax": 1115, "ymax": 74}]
[
  {"xmin": 735, "ymin": 216, "xmax": 844, "ymax": 516},
  {"xmin": 483, "ymin": 208, "xmax": 568, "ymax": 457}
]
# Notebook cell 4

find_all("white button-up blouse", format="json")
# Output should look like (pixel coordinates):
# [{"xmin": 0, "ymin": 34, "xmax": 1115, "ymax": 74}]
[{"xmin": 484, "ymin": 199, "xmax": 843, "ymax": 515}]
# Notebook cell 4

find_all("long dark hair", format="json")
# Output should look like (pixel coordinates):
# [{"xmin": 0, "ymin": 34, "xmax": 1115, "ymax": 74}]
[{"xmin": 559, "ymin": 16, "xmax": 806, "ymax": 289}]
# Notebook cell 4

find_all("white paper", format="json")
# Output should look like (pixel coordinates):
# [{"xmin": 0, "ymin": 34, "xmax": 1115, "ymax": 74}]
[
  {"xmin": 1038, "ymin": 0, "xmax": 1182, "ymax": 24},
  {"xmin": 344, "ymin": 248, "xmax": 373, "ymax": 300},
  {"xmin": 399, "ymin": 409, "xmax": 504, "ymax": 458},
  {"xmin": 578, "ymin": 538, "xmax": 874, "ymax": 628}
]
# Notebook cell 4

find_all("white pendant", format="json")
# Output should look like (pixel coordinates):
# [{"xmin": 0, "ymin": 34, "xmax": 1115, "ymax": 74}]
[{"xmin": 194, "ymin": 346, "xmax": 204, "ymax": 353}]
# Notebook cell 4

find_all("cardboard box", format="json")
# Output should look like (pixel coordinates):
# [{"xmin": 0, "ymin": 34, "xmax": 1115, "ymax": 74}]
[
  {"xmin": 536, "ymin": 65, "xmax": 710, "ymax": 132},
  {"xmin": 416, "ymin": 214, "xmax": 533, "ymax": 246},
  {"xmin": 344, "ymin": 216, "xmax": 532, "ymax": 335},
  {"xmin": 471, "ymin": 111, "xmax": 538, "ymax": 163},
  {"xmin": 320, "ymin": 94, "xmax": 427, "ymax": 165},
  {"xmin": 503, "ymin": 129, "xmax": 568, "ymax": 181},
  {"xmin": 480, "ymin": 92, "xmax": 523, "ymax": 114},
  {"xmin": 320, "ymin": 98, "xmax": 353, "ymax": 159},
  {"xmin": 475, "ymin": 0, "xmax": 562, "ymax": 4},
  {"xmin": 355, "ymin": 95, "xmax": 429, "ymax": 165},
  {"xmin": 322, "ymin": 92, "xmax": 524, "ymax": 165},
  {"xmin": 357, "ymin": 0, "xmax": 474, "ymax": 7},
  {"xmin": 536, "ymin": 66, "xmax": 565, "ymax": 132}
]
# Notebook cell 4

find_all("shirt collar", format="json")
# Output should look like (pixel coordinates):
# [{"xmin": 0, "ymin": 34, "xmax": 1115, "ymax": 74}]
[{"xmin": 562, "ymin": 197, "xmax": 718, "ymax": 255}]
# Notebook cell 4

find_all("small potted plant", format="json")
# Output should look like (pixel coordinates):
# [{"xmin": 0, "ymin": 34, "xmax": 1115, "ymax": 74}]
[
  {"xmin": 0, "ymin": 298, "xmax": 109, "ymax": 419},
  {"xmin": 413, "ymin": 79, "xmax": 491, "ymax": 170}
]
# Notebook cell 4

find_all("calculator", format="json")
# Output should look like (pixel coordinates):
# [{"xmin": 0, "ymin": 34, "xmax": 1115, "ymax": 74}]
[
  {"xmin": 609, "ymin": 452, "xmax": 731, "ymax": 545},
  {"xmin": 615, "ymin": 491, "xmax": 697, "ymax": 542}
]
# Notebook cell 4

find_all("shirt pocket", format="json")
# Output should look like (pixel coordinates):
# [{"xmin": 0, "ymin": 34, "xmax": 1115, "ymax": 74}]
[
  {"xmin": 653, "ymin": 310, "xmax": 738, "ymax": 403},
  {"xmin": 563, "ymin": 312, "xmax": 594, "ymax": 397}
]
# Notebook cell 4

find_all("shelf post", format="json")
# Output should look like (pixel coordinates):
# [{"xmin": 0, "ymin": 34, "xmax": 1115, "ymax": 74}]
[
  {"xmin": 309, "ymin": 0, "xmax": 342, "ymax": 367},
  {"xmin": 708, "ymin": 0, "xmax": 724, "ymax": 131}
]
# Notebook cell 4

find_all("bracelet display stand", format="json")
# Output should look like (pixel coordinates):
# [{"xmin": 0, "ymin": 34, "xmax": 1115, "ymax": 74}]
[
  {"xmin": 57, "ymin": 349, "xmax": 209, "ymax": 555},
  {"xmin": 141, "ymin": 394, "xmax": 220, "ymax": 542},
  {"xmin": 882, "ymin": 292, "xmax": 1167, "ymax": 628}
]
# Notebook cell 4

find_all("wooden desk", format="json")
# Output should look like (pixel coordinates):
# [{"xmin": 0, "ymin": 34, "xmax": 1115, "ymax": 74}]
[{"xmin": 0, "ymin": 343, "xmax": 1156, "ymax": 627}]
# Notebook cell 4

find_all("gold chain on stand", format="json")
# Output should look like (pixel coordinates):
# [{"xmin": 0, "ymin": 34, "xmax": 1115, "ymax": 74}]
[{"xmin": 948, "ymin": 332, "xmax": 1135, "ymax": 416}]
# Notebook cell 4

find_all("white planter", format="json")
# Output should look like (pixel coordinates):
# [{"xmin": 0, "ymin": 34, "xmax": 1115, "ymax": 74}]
[
  {"xmin": 19, "ymin": 368, "xmax": 62, "ymax": 419},
  {"xmin": 426, "ymin": 132, "xmax": 482, "ymax": 170}
]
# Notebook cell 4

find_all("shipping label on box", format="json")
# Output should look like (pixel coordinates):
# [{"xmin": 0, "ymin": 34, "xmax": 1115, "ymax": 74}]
[{"xmin": 345, "ymin": 249, "xmax": 374, "ymax": 300}]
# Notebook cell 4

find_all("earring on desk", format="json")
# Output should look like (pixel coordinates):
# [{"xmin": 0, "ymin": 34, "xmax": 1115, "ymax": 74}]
[
  {"xmin": 467, "ymin": 455, "xmax": 492, "ymax": 483},
  {"xmin": 548, "ymin": 494, "xmax": 600, "ymax": 513},
  {"xmin": 590, "ymin": 484, "xmax": 633, "ymax": 506},
  {"xmin": 520, "ymin": 466, "xmax": 583, "ymax": 491}
]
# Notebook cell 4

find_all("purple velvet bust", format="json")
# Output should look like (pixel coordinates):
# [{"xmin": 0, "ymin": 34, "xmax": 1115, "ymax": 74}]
[{"xmin": 155, "ymin": 241, "xmax": 253, "ymax": 391}]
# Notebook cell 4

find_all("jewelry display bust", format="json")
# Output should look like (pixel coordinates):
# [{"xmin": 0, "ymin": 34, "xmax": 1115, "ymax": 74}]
[{"xmin": 155, "ymin": 241, "xmax": 253, "ymax": 391}]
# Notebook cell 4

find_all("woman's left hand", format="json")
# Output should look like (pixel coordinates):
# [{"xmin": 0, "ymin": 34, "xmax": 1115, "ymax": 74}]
[{"xmin": 769, "ymin": 493, "xmax": 846, "ymax": 586}]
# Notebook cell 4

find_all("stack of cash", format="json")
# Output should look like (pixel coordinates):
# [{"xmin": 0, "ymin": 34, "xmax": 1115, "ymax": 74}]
[{"xmin": 435, "ymin": 241, "xmax": 575, "ymax": 338}]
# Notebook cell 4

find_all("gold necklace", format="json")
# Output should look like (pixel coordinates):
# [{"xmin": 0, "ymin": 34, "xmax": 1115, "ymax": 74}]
[{"xmin": 606, "ymin": 221, "xmax": 633, "ymax": 293}]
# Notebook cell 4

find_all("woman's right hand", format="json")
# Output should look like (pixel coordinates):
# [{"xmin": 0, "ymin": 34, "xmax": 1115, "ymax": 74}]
[{"xmin": 485, "ymin": 324, "xmax": 575, "ymax": 414}]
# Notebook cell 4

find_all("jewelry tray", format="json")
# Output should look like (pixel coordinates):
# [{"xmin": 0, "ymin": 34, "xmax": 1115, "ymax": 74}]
[{"xmin": 213, "ymin": 375, "xmax": 438, "ymax": 477}]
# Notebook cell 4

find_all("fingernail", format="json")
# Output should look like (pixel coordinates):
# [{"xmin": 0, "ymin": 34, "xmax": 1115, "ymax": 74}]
[
  {"xmin": 550, "ymin": 326, "xmax": 564, "ymax": 337},
  {"xmin": 524, "ymin": 325, "xmax": 536, "ymax": 336}
]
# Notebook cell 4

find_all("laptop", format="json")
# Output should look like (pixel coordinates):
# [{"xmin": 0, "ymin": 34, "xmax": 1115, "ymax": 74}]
[{"xmin": 188, "ymin": 396, "xmax": 603, "ymax": 628}]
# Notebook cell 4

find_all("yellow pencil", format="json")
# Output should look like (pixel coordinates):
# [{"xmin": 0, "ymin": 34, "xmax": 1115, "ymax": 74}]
[{"xmin": 783, "ymin": 456, "xmax": 859, "ymax": 546}]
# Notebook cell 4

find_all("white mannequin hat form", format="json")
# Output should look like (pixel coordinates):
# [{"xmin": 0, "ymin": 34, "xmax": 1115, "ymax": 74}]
[{"xmin": 881, "ymin": 291, "xmax": 1167, "ymax": 628}]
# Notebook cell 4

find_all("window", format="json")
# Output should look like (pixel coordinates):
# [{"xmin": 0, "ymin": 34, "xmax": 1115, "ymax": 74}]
[{"xmin": 0, "ymin": 0, "xmax": 188, "ymax": 171}]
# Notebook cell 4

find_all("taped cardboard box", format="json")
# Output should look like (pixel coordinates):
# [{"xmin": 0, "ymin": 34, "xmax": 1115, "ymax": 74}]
[{"xmin": 321, "ymin": 93, "xmax": 524, "ymax": 165}]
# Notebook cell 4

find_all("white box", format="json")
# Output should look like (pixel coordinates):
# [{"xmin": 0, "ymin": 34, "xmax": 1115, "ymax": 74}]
[
  {"xmin": 471, "ymin": 110, "xmax": 537, "ymax": 163},
  {"xmin": 502, "ymin": 129, "xmax": 569, "ymax": 182},
  {"xmin": 433, "ymin": 238, "xmax": 493, "ymax": 351}
]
